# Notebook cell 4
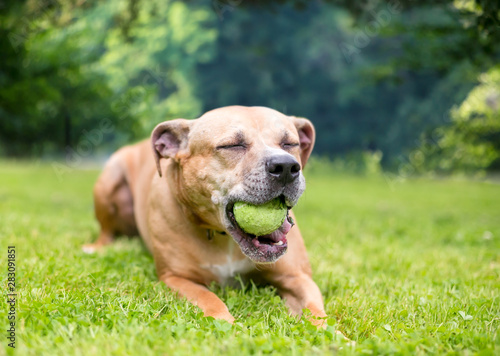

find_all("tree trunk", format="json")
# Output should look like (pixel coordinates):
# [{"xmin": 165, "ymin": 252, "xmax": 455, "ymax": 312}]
[{"xmin": 64, "ymin": 110, "xmax": 71, "ymax": 149}]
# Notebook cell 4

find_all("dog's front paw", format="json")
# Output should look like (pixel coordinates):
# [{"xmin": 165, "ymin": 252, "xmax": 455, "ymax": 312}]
[
  {"xmin": 205, "ymin": 309, "xmax": 235, "ymax": 324},
  {"xmin": 308, "ymin": 315, "xmax": 327, "ymax": 329}
]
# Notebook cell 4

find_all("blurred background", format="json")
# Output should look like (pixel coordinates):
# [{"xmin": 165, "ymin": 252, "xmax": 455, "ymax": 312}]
[{"xmin": 1, "ymin": 0, "xmax": 499, "ymax": 176}]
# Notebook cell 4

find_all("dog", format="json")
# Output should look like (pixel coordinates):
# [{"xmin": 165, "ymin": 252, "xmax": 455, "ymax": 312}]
[{"xmin": 85, "ymin": 106, "xmax": 328, "ymax": 326}]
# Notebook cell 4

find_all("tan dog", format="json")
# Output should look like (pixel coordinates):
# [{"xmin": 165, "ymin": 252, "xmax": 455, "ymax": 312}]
[{"xmin": 85, "ymin": 106, "xmax": 327, "ymax": 326}]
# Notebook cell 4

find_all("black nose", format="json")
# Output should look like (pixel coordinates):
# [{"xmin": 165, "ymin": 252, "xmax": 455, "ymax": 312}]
[{"xmin": 266, "ymin": 155, "xmax": 301, "ymax": 185}]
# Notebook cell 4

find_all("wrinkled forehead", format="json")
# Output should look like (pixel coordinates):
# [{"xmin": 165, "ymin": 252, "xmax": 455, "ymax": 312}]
[{"xmin": 190, "ymin": 106, "xmax": 297, "ymax": 142}]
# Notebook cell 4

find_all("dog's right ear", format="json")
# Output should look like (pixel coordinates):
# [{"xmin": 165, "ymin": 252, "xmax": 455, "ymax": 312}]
[{"xmin": 151, "ymin": 119, "xmax": 191, "ymax": 177}]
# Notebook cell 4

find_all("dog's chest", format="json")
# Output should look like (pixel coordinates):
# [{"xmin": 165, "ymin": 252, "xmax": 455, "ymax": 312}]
[
  {"xmin": 201, "ymin": 239, "xmax": 255, "ymax": 286},
  {"xmin": 206, "ymin": 259, "xmax": 254, "ymax": 286}
]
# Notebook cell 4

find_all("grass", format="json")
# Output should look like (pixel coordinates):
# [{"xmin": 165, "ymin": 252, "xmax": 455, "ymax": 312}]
[{"xmin": 0, "ymin": 160, "xmax": 499, "ymax": 355}]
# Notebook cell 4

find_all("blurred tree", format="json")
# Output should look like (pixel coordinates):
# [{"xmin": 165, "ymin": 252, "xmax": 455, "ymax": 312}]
[
  {"xmin": 0, "ymin": 0, "xmax": 114, "ymax": 155},
  {"xmin": 0, "ymin": 0, "xmax": 498, "ymax": 172},
  {"xmin": 101, "ymin": 0, "xmax": 216, "ymax": 139},
  {"xmin": 229, "ymin": 0, "xmax": 499, "ymax": 168},
  {"xmin": 196, "ymin": 1, "xmax": 487, "ymax": 165},
  {"xmin": 241, "ymin": 0, "xmax": 499, "ymax": 46},
  {"xmin": 414, "ymin": 65, "xmax": 500, "ymax": 173},
  {"xmin": 0, "ymin": 0, "xmax": 216, "ymax": 156}
]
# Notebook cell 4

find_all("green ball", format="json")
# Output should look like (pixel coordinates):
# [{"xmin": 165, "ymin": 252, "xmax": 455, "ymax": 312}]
[{"xmin": 233, "ymin": 198, "xmax": 287, "ymax": 236}]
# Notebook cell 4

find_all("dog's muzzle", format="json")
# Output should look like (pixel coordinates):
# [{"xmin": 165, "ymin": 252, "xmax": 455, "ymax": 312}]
[{"xmin": 223, "ymin": 155, "xmax": 305, "ymax": 263}]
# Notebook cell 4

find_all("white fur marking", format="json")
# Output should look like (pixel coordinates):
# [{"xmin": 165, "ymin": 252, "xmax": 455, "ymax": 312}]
[
  {"xmin": 209, "ymin": 258, "xmax": 255, "ymax": 285},
  {"xmin": 211, "ymin": 190, "xmax": 223, "ymax": 205},
  {"xmin": 202, "ymin": 239, "xmax": 254, "ymax": 285}
]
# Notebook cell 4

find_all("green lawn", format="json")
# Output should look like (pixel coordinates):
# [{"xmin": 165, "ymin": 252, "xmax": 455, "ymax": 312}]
[{"xmin": 1, "ymin": 161, "xmax": 499, "ymax": 355}]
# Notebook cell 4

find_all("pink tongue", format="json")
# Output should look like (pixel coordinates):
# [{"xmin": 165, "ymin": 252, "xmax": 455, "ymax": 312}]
[
  {"xmin": 250, "ymin": 217, "xmax": 292, "ymax": 247},
  {"xmin": 259, "ymin": 218, "xmax": 291, "ymax": 243}
]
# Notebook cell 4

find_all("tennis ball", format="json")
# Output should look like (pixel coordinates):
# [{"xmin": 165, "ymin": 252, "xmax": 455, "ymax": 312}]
[{"xmin": 233, "ymin": 198, "xmax": 287, "ymax": 236}]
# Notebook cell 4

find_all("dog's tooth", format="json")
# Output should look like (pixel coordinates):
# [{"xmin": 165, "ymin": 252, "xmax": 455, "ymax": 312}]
[{"xmin": 272, "ymin": 241, "xmax": 283, "ymax": 246}]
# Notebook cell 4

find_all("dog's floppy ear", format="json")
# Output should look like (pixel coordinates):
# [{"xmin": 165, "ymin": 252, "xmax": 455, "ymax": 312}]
[
  {"xmin": 291, "ymin": 116, "xmax": 315, "ymax": 169},
  {"xmin": 151, "ymin": 119, "xmax": 191, "ymax": 177}
]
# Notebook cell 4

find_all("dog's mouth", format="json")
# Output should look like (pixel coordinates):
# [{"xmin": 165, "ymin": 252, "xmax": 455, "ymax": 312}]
[{"xmin": 225, "ymin": 196, "xmax": 294, "ymax": 263}]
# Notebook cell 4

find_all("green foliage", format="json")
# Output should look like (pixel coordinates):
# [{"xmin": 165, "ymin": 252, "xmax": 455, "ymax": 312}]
[
  {"xmin": 1, "ymin": 162, "xmax": 499, "ymax": 354},
  {"xmin": 0, "ymin": 0, "xmax": 115, "ymax": 155},
  {"xmin": 0, "ymin": 0, "xmax": 499, "ymax": 172},
  {"xmin": 414, "ymin": 66, "xmax": 500, "ymax": 174},
  {"xmin": 101, "ymin": 0, "xmax": 217, "ymax": 138},
  {"xmin": 0, "ymin": 0, "xmax": 217, "ymax": 155}
]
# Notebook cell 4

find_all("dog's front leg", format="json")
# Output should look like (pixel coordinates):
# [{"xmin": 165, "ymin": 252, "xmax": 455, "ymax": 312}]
[
  {"xmin": 275, "ymin": 273, "xmax": 350, "ymax": 340},
  {"xmin": 161, "ymin": 275, "xmax": 235, "ymax": 324},
  {"xmin": 273, "ymin": 273, "xmax": 328, "ymax": 328}
]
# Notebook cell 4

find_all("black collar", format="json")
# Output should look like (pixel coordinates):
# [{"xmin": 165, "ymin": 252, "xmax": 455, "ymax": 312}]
[{"xmin": 206, "ymin": 230, "xmax": 227, "ymax": 240}]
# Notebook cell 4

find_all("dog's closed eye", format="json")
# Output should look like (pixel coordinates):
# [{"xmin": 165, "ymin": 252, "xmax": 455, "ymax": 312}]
[
  {"xmin": 281, "ymin": 142, "xmax": 299, "ymax": 149},
  {"xmin": 216, "ymin": 132, "xmax": 247, "ymax": 150},
  {"xmin": 280, "ymin": 131, "xmax": 299, "ymax": 150},
  {"xmin": 216, "ymin": 143, "xmax": 247, "ymax": 150}
]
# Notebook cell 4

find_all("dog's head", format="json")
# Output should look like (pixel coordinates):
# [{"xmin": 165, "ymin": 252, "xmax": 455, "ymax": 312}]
[{"xmin": 151, "ymin": 106, "xmax": 315, "ymax": 263}]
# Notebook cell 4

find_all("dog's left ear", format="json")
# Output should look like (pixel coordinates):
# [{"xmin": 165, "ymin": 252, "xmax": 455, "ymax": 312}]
[
  {"xmin": 151, "ymin": 119, "xmax": 192, "ymax": 177},
  {"xmin": 291, "ymin": 116, "xmax": 315, "ymax": 169}
]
